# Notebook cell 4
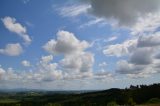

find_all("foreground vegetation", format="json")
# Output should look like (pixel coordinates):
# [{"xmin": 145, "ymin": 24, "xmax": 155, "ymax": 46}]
[{"xmin": 0, "ymin": 83, "xmax": 159, "ymax": 106}]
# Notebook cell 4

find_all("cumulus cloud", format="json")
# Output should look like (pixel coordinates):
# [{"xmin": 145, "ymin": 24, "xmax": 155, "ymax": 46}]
[
  {"xmin": 0, "ymin": 67, "xmax": 23, "ymax": 82},
  {"xmin": 137, "ymin": 32, "xmax": 160, "ymax": 47},
  {"xmin": 94, "ymin": 69, "xmax": 114, "ymax": 80},
  {"xmin": 21, "ymin": 60, "xmax": 30, "ymax": 67},
  {"xmin": 0, "ymin": 43, "xmax": 23, "ymax": 56},
  {"xmin": 1, "ymin": 17, "xmax": 32, "ymax": 44},
  {"xmin": 130, "ymin": 48, "xmax": 153, "ymax": 65},
  {"xmin": 103, "ymin": 31, "xmax": 160, "ymax": 57},
  {"xmin": 0, "ymin": 65, "xmax": 5, "ymax": 79},
  {"xmin": 104, "ymin": 30, "xmax": 160, "ymax": 78},
  {"xmin": 36, "ymin": 55, "xmax": 62, "ymax": 82},
  {"xmin": 0, "ymin": 55, "xmax": 63, "ymax": 83},
  {"xmin": 103, "ymin": 39, "xmax": 137, "ymax": 57},
  {"xmin": 43, "ymin": 30, "xmax": 89, "ymax": 55},
  {"xmin": 0, "ymin": 30, "xmax": 96, "ymax": 85},
  {"xmin": 86, "ymin": 0, "xmax": 160, "ymax": 27},
  {"xmin": 116, "ymin": 60, "xmax": 142, "ymax": 74},
  {"xmin": 40, "ymin": 55, "xmax": 53, "ymax": 63},
  {"xmin": 116, "ymin": 60, "xmax": 156, "ymax": 78},
  {"xmin": 114, "ymin": 38, "xmax": 160, "ymax": 78},
  {"xmin": 43, "ymin": 30, "xmax": 95, "ymax": 80},
  {"xmin": 131, "ymin": 13, "xmax": 160, "ymax": 35},
  {"xmin": 60, "ymin": 52, "xmax": 94, "ymax": 77}
]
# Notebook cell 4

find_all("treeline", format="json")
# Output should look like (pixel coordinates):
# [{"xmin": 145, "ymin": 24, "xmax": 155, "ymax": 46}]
[{"xmin": 0, "ymin": 83, "xmax": 160, "ymax": 106}]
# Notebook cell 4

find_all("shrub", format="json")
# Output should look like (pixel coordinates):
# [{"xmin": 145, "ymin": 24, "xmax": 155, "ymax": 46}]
[
  {"xmin": 107, "ymin": 101, "xmax": 118, "ymax": 106},
  {"xmin": 127, "ymin": 98, "xmax": 136, "ymax": 106},
  {"xmin": 147, "ymin": 98, "xmax": 160, "ymax": 104}
]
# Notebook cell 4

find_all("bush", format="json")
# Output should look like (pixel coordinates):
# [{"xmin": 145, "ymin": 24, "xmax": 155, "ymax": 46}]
[
  {"xmin": 107, "ymin": 101, "xmax": 118, "ymax": 106},
  {"xmin": 127, "ymin": 98, "xmax": 136, "ymax": 106},
  {"xmin": 147, "ymin": 98, "xmax": 160, "ymax": 104},
  {"xmin": 46, "ymin": 103, "xmax": 62, "ymax": 106}
]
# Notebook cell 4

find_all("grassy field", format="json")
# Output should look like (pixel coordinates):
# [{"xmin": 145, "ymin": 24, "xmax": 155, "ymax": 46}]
[
  {"xmin": 139, "ymin": 104, "xmax": 160, "ymax": 106},
  {"xmin": 0, "ymin": 99, "xmax": 19, "ymax": 103}
]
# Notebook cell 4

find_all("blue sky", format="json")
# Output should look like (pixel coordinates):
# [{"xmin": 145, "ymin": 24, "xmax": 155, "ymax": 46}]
[{"xmin": 0, "ymin": 0, "xmax": 160, "ymax": 90}]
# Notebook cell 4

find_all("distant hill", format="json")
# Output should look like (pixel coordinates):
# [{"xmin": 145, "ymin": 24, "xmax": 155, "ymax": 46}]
[{"xmin": 0, "ymin": 83, "xmax": 159, "ymax": 106}]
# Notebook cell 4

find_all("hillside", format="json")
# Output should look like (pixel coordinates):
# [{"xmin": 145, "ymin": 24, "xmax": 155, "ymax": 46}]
[{"xmin": 0, "ymin": 83, "xmax": 159, "ymax": 106}]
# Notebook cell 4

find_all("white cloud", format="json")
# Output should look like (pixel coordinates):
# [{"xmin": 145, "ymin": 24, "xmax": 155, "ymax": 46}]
[
  {"xmin": 43, "ymin": 30, "xmax": 95, "ymax": 80},
  {"xmin": 0, "ymin": 43, "xmax": 23, "ymax": 56},
  {"xmin": 114, "ymin": 37, "xmax": 160, "ymax": 78},
  {"xmin": 58, "ymin": 4, "xmax": 91, "ymax": 17},
  {"xmin": 22, "ymin": 0, "xmax": 30, "ymax": 4},
  {"xmin": 99, "ymin": 62, "xmax": 107, "ymax": 67},
  {"xmin": 129, "ymin": 48, "xmax": 153, "ymax": 65},
  {"xmin": 106, "ymin": 36, "xmax": 118, "ymax": 42},
  {"xmin": 40, "ymin": 55, "xmax": 53, "ymax": 63},
  {"xmin": 103, "ymin": 39, "xmax": 137, "ymax": 57},
  {"xmin": 0, "ymin": 67, "xmax": 22, "ymax": 82},
  {"xmin": 80, "ymin": 18, "xmax": 107, "ymax": 28},
  {"xmin": 94, "ymin": 69, "xmax": 114, "ymax": 80},
  {"xmin": 37, "ymin": 55, "xmax": 62, "ymax": 81},
  {"xmin": 131, "ymin": 13, "xmax": 160, "ymax": 35},
  {"xmin": 60, "ymin": 52, "xmax": 94, "ymax": 75},
  {"xmin": 0, "ymin": 65, "xmax": 5, "ymax": 79},
  {"xmin": 1, "ymin": 17, "xmax": 32, "ymax": 44},
  {"xmin": 0, "ymin": 55, "xmax": 62, "ymax": 82},
  {"xmin": 116, "ymin": 60, "xmax": 156, "ymax": 78},
  {"xmin": 137, "ymin": 32, "xmax": 160, "ymax": 47},
  {"xmin": 43, "ymin": 30, "xmax": 89, "ymax": 55},
  {"xmin": 21, "ymin": 60, "xmax": 30, "ymax": 67}
]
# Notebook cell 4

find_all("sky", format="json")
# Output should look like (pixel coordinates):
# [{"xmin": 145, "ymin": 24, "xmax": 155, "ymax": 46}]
[{"xmin": 0, "ymin": 0, "xmax": 160, "ymax": 90}]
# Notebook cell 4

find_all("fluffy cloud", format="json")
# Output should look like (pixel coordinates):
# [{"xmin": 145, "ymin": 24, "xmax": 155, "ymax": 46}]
[
  {"xmin": 86, "ymin": 0, "xmax": 160, "ymax": 27},
  {"xmin": 0, "ymin": 30, "xmax": 96, "ymax": 85},
  {"xmin": 114, "ymin": 37, "xmax": 160, "ymax": 78},
  {"xmin": 43, "ymin": 30, "xmax": 89, "ymax": 55},
  {"xmin": 40, "ymin": 55, "xmax": 53, "ymax": 63},
  {"xmin": 103, "ymin": 39, "xmax": 137, "ymax": 57},
  {"xmin": 130, "ymin": 48, "xmax": 153, "ymax": 65},
  {"xmin": 43, "ymin": 30, "xmax": 95, "ymax": 79},
  {"xmin": 0, "ymin": 55, "xmax": 62, "ymax": 83},
  {"xmin": 103, "ymin": 31, "xmax": 160, "ymax": 57},
  {"xmin": 104, "ymin": 30, "xmax": 160, "ymax": 78},
  {"xmin": 116, "ymin": 60, "xmax": 140, "ymax": 74},
  {"xmin": 137, "ymin": 32, "xmax": 160, "ymax": 47},
  {"xmin": 1, "ymin": 17, "xmax": 32, "ymax": 44},
  {"xmin": 131, "ymin": 13, "xmax": 160, "ymax": 35},
  {"xmin": 0, "ymin": 67, "xmax": 23, "ymax": 82},
  {"xmin": 0, "ymin": 65, "xmax": 5, "ymax": 79},
  {"xmin": 37, "ymin": 55, "xmax": 62, "ymax": 81},
  {"xmin": 60, "ymin": 52, "xmax": 94, "ymax": 77},
  {"xmin": 0, "ymin": 43, "xmax": 23, "ymax": 56},
  {"xmin": 94, "ymin": 69, "xmax": 114, "ymax": 80},
  {"xmin": 116, "ymin": 60, "xmax": 156, "ymax": 78},
  {"xmin": 21, "ymin": 60, "xmax": 31, "ymax": 67}
]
